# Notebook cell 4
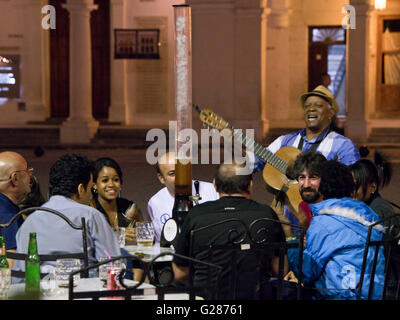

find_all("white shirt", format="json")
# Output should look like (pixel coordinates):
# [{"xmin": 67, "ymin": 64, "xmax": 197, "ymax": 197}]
[{"xmin": 147, "ymin": 180, "xmax": 219, "ymax": 243}]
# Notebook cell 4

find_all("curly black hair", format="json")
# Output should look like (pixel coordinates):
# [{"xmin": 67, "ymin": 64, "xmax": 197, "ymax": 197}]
[
  {"xmin": 93, "ymin": 157, "xmax": 123, "ymax": 184},
  {"xmin": 318, "ymin": 160, "xmax": 355, "ymax": 199},
  {"xmin": 293, "ymin": 150, "xmax": 327, "ymax": 179},
  {"xmin": 48, "ymin": 154, "xmax": 94, "ymax": 197}
]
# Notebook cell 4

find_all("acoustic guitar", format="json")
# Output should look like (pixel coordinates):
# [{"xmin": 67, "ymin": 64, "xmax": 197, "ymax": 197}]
[{"xmin": 195, "ymin": 105, "xmax": 302, "ymax": 214}]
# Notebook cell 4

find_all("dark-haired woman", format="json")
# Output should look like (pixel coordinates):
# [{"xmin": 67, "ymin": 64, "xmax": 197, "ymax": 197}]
[
  {"xmin": 349, "ymin": 154, "xmax": 397, "ymax": 230},
  {"xmin": 19, "ymin": 175, "xmax": 46, "ymax": 219},
  {"xmin": 90, "ymin": 157, "xmax": 144, "ymax": 242},
  {"xmin": 350, "ymin": 154, "xmax": 400, "ymax": 299}
]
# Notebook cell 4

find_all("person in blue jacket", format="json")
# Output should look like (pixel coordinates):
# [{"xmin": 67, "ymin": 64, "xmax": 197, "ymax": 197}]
[{"xmin": 286, "ymin": 160, "xmax": 385, "ymax": 300}]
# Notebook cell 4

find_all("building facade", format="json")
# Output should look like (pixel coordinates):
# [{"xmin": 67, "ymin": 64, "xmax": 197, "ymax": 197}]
[{"xmin": 0, "ymin": 0, "xmax": 399, "ymax": 146}]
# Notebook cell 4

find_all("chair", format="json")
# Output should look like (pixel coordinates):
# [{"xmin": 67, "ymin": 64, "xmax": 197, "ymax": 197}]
[
  {"xmin": 249, "ymin": 217, "xmax": 305, "ymax": 300},
  {"xmin": 0, "ymin": 206, "xmax": 89, "ymax": 279},
  {"xmin": 146, "ymin": 251, "xmax": 223, "ymax": 300},
  {"xmin": 186, "ymin": 217, "xmax": 305, "ymax": 300},
  {"xmin": 68, "ymin": 254, "xmax": 148, "ymax": 300},
  {"xmin": 358, "ymin": 213, "xmax": 400, "ymax": 300}
]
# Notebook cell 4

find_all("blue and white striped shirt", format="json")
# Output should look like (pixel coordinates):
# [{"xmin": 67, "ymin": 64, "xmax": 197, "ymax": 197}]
[{"xmin": 254, "ymin": 128, "xmax": 360, "ymax": 172}]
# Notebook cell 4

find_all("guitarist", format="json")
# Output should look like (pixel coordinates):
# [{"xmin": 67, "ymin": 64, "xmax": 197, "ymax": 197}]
[{"xmin": 255, "ymin": 85, "xmax": 360, "ymax": 236}]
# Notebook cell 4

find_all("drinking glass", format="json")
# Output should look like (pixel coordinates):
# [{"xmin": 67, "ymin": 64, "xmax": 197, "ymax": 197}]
[
  {"xmin": 113, "ymin": 227, "xmax": 126, "ymax": 247},
  {"xmin": 98, "ymin": 257, "xmax": 125, "ymax": 288},
  {"xmin": 136, "ymin": 222, "xmax": 155, "ymax": 248},
  {"xmin": 0, "ymin": 269, "xmax": 11, "ymax": 300},
  {"xmin": 54, "ymin": 258, "xmax": 81, "ymax": 288}
]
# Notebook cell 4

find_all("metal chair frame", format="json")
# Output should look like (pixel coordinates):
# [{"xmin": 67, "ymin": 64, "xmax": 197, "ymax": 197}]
[
  {"xmin": 0, "ymin": 206, "xmax": 89, "ymax": 278},
  {"xmin": 358, "ymin": 213, "xmax": 400, "ymax": 300},
  {"xmin": 188, "ymin": 216, "xmax": 305, "ymax": 300},
  {"xmin": 68, "ymin": 252, "xmax": 222, "ymax": 300}
]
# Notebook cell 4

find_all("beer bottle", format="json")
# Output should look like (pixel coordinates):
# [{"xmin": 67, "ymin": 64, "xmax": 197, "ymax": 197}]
[
  {"xmin": 0, "ymin": 236, "xmax": 9, "ymax": 269},
  {"xmin": 25, "ymin": 232, "xmax": 40, "ymax": 293}
]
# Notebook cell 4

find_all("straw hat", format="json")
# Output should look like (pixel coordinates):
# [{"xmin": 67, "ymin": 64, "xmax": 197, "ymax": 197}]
[{"xmin": 300, "ymin": 85, "xmax": 339, "ymax": 115}]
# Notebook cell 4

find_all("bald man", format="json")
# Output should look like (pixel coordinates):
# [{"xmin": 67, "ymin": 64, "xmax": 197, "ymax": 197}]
[
  {"xmin": 147, "ymin": 152, "xmax": 219, "ymax": 244},
  {"xmin": 0, "ymin": 151, "xmax": 32, "ymax": 265},
  {"xmin": 172, "ymin": 162, "xmax": 287, "ymax": 299}
]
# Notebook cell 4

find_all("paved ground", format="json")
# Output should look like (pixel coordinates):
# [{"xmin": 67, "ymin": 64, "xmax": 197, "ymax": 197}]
[{"xmin": 8, "ymin": 147, "xmax": 400, "ymax": 220}]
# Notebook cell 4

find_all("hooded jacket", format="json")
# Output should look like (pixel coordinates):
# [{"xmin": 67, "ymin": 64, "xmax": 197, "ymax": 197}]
[{"xmin": 289, "ymin": 197, "xmax": 385, "ymax": 300}]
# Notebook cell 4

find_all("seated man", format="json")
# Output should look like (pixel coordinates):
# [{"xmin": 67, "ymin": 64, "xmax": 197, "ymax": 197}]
[
  {"xmin": 0, "ymin": 151, "xmax": 32, "ymax": 268},
  {"xmin": 147, "ymin": 151, "xmax": 219, "ymax": 244},
  {"xmin": 13, "ymin": 154, "xmax": 121, "ymax": 278},
  {"xmin": 286, "ymin": 160, "xmax": 385, "ymax": 300},
  {"xmin": 172, "ymin": 161, "xmax": 287, "ymax": 300}
]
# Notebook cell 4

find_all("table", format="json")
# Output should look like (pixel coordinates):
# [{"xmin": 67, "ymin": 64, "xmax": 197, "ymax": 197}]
[
  {"xmin": 122, "ymin": 245, "xmax": 175, "ymax": 285},
  {"xmin": 7, "ymin": 278, "xmax": 196, "ymax": 300},
  {"xmin": 122, "ymin": 244, "xmax": 174, "ymax": 262}
]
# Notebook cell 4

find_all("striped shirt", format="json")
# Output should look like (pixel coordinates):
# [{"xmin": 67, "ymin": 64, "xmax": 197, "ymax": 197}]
[{"xmin": 254, "ymin": 128, "xmax": 360, "ymax": 171}]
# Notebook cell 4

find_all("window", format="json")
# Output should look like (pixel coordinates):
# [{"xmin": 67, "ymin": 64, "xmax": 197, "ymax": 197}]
[{"xmin": 376, "ymin": 17, "xmax": 400, "ymax": 114}]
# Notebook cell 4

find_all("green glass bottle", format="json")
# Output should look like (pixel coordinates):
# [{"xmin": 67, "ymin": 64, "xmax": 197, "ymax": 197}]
[
  {"xmin": 0, "ymin": 236, "xmax": 9, "ymax": 269},
  {"xmin": 25, "ymin": 232, "xmax": 40, "ymax": 293}
]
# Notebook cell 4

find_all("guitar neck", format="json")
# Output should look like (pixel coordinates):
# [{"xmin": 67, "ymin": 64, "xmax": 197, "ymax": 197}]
[
  {"xmin": 194, "ymin": 105, "xmax": 289, "ymax": 174},
  {"xmin": 233, "ymin": 129, "xmax": 289, "ymax": 174}
]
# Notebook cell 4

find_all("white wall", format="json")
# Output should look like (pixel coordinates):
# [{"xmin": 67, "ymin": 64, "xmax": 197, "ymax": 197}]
[
  {"xmin": 121, "ymin": 0, "xmax": 183, "ymax": 128},
  {"xmin": 265, "ymin": 0, "xmax": 348, "ymax": 130},
  {"xmin": 0, "ymin": 1, "xmax": 25, "ymax": 124}
]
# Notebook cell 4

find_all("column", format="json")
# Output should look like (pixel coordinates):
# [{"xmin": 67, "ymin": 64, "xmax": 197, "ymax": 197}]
[
  {"xmin": 108, "ymin": 0, "xmax": 128, "ymax": 124},
  {"xmin": 60, "ymin": 0, "xmax": 99, "ymax": 144},
  {"xmin": 189, "ymin": 0, "xmax": 266, "ymax": 141},
  {"xmin": 233, "ymin": 0, "xmax": 268, "ymax": 141},
  {"xmin": 264, "ymin": 0, "xmax": 294, "ymax": 131},
  {"xmin": 16, "ymin": 0, "xmax": 47, "ymax": 121},
  {"xmin": 346, "ymin": 0, "xmax": 372, "ymax": 145}
]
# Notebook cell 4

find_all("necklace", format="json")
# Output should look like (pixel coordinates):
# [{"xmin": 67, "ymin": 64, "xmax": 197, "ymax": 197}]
[{"xmin": 109, "ymin": 211, "xmax": 118, "ymax": 227}]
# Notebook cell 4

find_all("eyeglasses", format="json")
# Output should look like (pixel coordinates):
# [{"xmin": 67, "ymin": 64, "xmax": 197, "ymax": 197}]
[{"xmin": 0, "ymin": 167, "xmax": 34, "ymax": 182}]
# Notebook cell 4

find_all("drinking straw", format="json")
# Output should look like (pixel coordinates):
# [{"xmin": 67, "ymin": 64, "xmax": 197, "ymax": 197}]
[{"xmin": 104, "ymin": 249, "xmax": 114, "ymax": 268}]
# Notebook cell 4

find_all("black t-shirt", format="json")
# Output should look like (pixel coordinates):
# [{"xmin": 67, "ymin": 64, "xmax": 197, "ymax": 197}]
[{"xmin": 173, "ymin": 196, "xmax": 286, "ymax": 299}]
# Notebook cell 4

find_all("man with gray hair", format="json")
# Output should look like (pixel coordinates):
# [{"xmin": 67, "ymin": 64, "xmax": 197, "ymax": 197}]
[
  {"xmin": 172, "ymin": 161, "xmax": 287, "ymax": 299},
  {"xmin": 0, "ymin": 151, "xmax": 32, "ymax": 266}
]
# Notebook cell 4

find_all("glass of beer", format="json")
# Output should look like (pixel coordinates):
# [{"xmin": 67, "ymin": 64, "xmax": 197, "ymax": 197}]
[{"xmin": 136, "ymin": 222, "xmax": 155, "ymax": 248}]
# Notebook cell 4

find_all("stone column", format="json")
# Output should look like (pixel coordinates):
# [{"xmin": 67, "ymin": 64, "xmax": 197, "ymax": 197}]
[
  {"xmin": 346, "ymin": 0, "xmax": 372, "ymax": 145},
  {"xmin": 15, "ymin": 0, "xmax": 47, "ymax": 121},
  {"xmin": 189, "ymin": 0, "xmax": 266, "ymax": 141},
  {"xmin": 60, "ymin": 0, "xmax": 99, "ymax": 144},
  {"xmin": 108, "ymin": 0, "xmax": 128, "ymax": 124},
  {"xmin": 264, "ymin": 0, "xmax": 295, "ymax": 131},
  {"xmin": 233, "ymin": 0, "xmax": 267, "ymax": 141}
]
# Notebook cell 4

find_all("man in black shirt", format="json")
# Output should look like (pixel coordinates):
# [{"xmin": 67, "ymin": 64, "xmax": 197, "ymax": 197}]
[{"xmin": 172, "ymin": 162, "xmax": 287, "ymax": 299}]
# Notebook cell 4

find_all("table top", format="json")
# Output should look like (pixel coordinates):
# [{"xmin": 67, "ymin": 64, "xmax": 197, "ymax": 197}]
[
  {"xmin": 8, "ymin": 277, "xmax": 194, "ymax": 300},
  {"xmin": 122, "ymin": 244, "xmax": 174, "ymax": 262}
]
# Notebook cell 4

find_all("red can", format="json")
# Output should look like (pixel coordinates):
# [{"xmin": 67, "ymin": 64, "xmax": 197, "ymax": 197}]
[{"xmin": 107, "ymin": 268, "xmax": 124, "ymax": 299}]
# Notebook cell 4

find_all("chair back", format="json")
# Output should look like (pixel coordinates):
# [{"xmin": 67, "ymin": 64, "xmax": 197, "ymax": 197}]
[
  {"xmin": 147, "ymin": 251, "xmax": 223, "ymax": 300},
  {"xmin": 0, "ymin": 206, "xmax": 89, "ymax": 279},
  {"xmin": 68, "ymin": 254, "xmax": 147, "ymax": 300},
  {"xmin": 358, "ymin": 213, "xmax": 400, "ymax": 300},
  {"xmin": 187, "ymin": 216, "xmax": 304, "ymax": 300}
]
